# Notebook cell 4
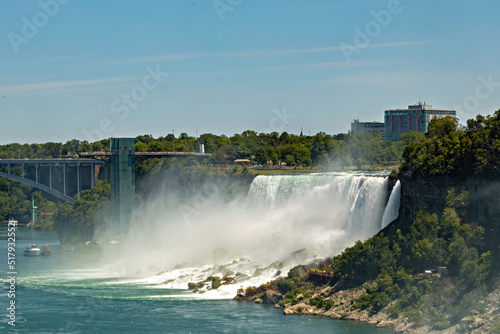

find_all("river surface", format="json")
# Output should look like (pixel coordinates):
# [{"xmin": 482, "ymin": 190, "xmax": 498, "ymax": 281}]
[{"xmin": 1, "ymin": 226, "xmax": 394, "ymax": 333}]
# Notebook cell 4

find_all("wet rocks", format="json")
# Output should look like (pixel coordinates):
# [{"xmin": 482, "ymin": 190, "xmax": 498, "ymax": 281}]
[
  {"xmin": 211, "ymin": 279, "xmax": 222, "ymax": 289},
  {"xmin": 262, "ymin": 290, "xmax": 282, "ymax": 305},
  {"xmin": 188, "ymin": 274, "xmax": 237, "ymax": 293}
]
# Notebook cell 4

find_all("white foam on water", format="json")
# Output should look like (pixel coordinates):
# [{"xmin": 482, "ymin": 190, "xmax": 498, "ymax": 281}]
[{"xmin": 93, "ymin": 172, "xmax": 398, "ymax": 299}]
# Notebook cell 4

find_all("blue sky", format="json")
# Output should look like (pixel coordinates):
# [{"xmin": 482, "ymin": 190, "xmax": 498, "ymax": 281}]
[{"xmin": 1, "ymin": 0, "xmax": 499, "ymax": 144}]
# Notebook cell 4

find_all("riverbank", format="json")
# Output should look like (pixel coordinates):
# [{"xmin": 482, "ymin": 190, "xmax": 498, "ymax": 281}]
[{"xmin": 235, "ymin": 277, "xmax": 500, "ymax": 333}]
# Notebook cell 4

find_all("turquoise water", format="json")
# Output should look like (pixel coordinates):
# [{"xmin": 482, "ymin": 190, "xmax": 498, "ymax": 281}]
[{"xmin": 1, "ymin": 226, "xmax": 394, "ymax": 333}]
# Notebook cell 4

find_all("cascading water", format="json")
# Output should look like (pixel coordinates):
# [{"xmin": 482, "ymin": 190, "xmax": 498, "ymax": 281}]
[
  {"xmin": 381, "ymin": 180, "xmax": 401, "ymax": 229},
  {"xmin": 96, "ymin": 172, "xmax": 399, "ymax": 298},
  {"xmin": 246, "ymin": 173, "xmax": 389, "ymax": 238},
  {"xmin": 1, "ymin": 172, "xmax": 400, "ymax": 333}
]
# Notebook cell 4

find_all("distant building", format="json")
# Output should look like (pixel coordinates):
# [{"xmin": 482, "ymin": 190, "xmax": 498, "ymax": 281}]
[
  {"xmin": 351, "ymin": 119, "xmax": 385, "ymax": 139},
  {"xmin": 384, "ymin": 102, "xmax": 456, "ymax": 141}
]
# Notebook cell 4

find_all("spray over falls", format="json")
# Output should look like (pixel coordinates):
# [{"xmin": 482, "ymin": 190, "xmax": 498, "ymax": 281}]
[{"xmin": 97, "ymin": 172, "xmax": 401, "ymax": 298}]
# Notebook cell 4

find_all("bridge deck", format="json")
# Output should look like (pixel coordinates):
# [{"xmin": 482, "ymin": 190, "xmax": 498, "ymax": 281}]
[
  {"xmin": 0, "ymin": 159, "xmax": 105, "ymax": 164},
  {"xmin": 78, "ymin": 152, "xmax": 211, "ymax": 157}
]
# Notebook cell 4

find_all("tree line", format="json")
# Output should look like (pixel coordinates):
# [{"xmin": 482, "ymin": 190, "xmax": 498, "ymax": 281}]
[
  {"xmin": 402, "ymin": 109, "xmax": 500, "ymax": 178},
  {"xmin": 0, "ymin": 130, "xmax": 408, "ymax": 168},
  {"xmin": 0, "ymin": 129, "xmax": 407, "ymax": 231}
]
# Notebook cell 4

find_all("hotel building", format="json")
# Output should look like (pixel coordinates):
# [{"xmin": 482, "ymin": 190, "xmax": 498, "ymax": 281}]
[{"xmin": 384, "ymin": 102, "xmax": 456, "ymax": 141}]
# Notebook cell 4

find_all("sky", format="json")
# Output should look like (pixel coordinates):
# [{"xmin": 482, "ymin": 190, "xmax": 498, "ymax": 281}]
[{"xmin": 0, "ymin": 0, "xmax": 499, "ymax": 145}]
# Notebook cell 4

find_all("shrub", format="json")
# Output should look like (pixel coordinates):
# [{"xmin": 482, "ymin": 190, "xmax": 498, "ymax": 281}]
[
  {"xmin": 433, "ymin": 320, "xmax": 451, "ymax": 331},
  {"xmin": 371, "ymin": 292, "xmax": 390, "ymax": 311},
  {"xmin": 387, "ymin": 304, "xmax": 401, "ymax": 318},
  {"xmin": 491, "ymin": 324, "xmax": 500, "ymax": 334},
  {"xmin": 276, "ymin": 281, "xmax": 295, "ymax": 295},
  {"xmin": 406, "ymin": 309, "xmax": 424, "ymax": 324},
  {"xmin": 309, "ymin": 296, "xmax": 325, "ymax": 308},
  {"xmin": 323, "ymin": 300, "xmax": 335, "ymax": 311}
]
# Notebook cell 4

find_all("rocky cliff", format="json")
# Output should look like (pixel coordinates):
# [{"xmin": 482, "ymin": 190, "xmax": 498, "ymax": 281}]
[{"xmin": 399, "ymin": 174, "xmax": 500, "ymax": 222}]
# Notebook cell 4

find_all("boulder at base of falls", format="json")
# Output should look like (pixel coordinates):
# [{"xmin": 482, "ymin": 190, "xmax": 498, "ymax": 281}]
[
  {"xmin": 288, "ymin": 265, "xmax": 307, "ymax": 278},
  {"xmin": 233, "ymin": 294, "xmax": 245, "ymax": 301},
  {"xmin": 262, "ymin": 290, "xmax": 282, "ymax": 305},
  {"xmin": 211, "ymin": 279, "xmax": 222, "ymax": 289}
]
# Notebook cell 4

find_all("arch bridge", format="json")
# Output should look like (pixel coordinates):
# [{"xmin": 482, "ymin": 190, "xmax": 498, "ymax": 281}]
[
  {"xmin": 0, "ymin": 138, "xmax": 210, "ymax": 224},
  {"xmin": 0, "ymin": 159, "xmax": 105, "ymax": 205}
]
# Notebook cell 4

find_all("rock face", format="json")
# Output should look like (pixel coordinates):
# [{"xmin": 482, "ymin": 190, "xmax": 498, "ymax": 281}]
[
  {"xmin": 262, "ymin": 290, "xmax": 282, "ymax": 305},
  {"xmin": 399, "ymin": 175, "xmax": 500, "ymax": 222}
]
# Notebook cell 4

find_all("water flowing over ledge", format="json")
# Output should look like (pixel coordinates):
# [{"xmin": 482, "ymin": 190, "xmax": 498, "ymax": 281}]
[{"xmin": 96, "ymin": 172, "xmax": 400, "ymax": 299}]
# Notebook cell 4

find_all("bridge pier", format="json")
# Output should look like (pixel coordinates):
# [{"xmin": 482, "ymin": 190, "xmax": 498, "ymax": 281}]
[
  {"xmin": 91, "ymin": 163, "xmax": 95, "ymax": 188},
  {"xmin": 63, "ymin": 164, "xmax": 66, "ymax": 195},
  {"xmin": 77, "ymin": 163, "xmax": 80, "ymax": 199},
  {"xmin": 110, "ymin": 138, "xmax": 136, "ymax": 226}
]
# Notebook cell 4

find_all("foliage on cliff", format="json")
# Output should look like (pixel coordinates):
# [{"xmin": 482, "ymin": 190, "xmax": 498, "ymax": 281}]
[
  {"xmin": 402, "ymin": 109, "xmax": 500, "ymax": 178},
  {"xmin": 242, "ymin": 189, "xmax": 499, "ymax": 331},
  {"xmin": 54, "ymin": 181, "xmax": 110, "ymax": 246},
  {"xmin": 330, "ymin": 188, "xmax": 498, "ymax": 329},
  {"xmin": 0, "ymin": 177, "xmax": 58, "ymax": 229}
]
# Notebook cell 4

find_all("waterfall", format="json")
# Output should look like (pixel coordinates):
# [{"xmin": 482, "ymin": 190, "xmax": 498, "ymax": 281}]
[
  {"xmin": 381, "ymin": 180, "xmax": 401, "ymax": 229},
  {"xmin": 247, "ymin": 173, "xmax": 389, "ymax": 240},
  {"xmin": 99, "ymin": 172, "xmax": 398, "ymax": 298}
]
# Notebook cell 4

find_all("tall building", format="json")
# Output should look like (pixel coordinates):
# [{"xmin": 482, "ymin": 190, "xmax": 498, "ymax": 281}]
[
  {"xmin": 351, "ymin": 119, "xmax": 385, "ymax": 139},
  {"xmin": 384, "ymin": 102, "xmax": 456, "ymax": 141}
]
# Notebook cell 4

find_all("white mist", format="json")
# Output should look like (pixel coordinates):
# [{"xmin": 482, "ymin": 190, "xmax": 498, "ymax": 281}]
[{"xmin": 96, "ymin": 172, "xmax": 397, "ymax": 298}]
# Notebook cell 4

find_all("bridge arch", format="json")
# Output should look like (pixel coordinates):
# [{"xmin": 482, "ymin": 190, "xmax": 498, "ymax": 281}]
[
  {"xmin": 0, "ymin": 158, "xmax": 105, "ymax": 205},
  {"xmin": 0, "ymin": 171, "xmax": 77, "ymax": 204}
]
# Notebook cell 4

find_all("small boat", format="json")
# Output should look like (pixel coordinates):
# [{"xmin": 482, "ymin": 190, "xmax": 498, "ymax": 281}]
[
  {"xmin": 23, "ymin": 244, "xmax": 41, "ymax": 257},
  {"xmin": 41, "ymin": 244, "xmax": 52, "ymax": 256}
]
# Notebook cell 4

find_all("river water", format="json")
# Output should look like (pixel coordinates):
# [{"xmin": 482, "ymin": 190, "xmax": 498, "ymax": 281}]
[
  {"xmin": 1, "ymin": 228, "xmax": 395, "ymax": 334},
  {"xmin": 1, "ymin": 172, "xmax": 398, "ymax": 333}
]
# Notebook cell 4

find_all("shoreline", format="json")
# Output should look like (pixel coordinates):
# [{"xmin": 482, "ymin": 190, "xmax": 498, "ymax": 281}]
[{"xmin": 234, "ymin": 280, "xmax": 500, "ymax": 334}]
